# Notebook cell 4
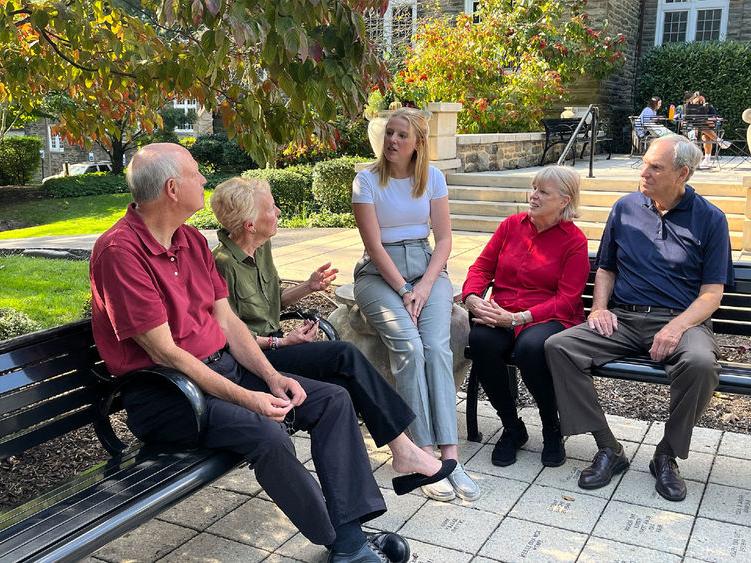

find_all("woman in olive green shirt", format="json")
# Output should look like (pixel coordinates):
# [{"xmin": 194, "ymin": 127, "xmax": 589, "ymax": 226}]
[{"xmin": 210, "ymin": 177, "xmax": 456, "ymax": 495}]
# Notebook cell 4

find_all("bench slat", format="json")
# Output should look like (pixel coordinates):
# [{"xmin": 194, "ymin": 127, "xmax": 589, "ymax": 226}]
[
  {"xmin": 0, "ymin": 449, "xmax": 241, "ymax": 563},
  {"xmin": 0, "ymin": 327, "xmax": 94, "ymax": 375},
  {"xmin": 0, "ymin": 387, "xmax": 99, "ymax": 440},
  {"xmin": 0, "ymin": 355, "xmax": 92, "ymax": 395},
  {"xmin": 0, "ymin": 407, "xmax": 98, "ymax": 460}
]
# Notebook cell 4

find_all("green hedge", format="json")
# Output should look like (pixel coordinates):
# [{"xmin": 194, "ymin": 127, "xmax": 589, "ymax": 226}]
[
  {"xmin": 189, "ymin": 134, "xmax": 255, "ymax": 170},
  {"xmin": 637, "ymin": 40, "xmax": 751, "ymax": 138},
  {"xmin": 0, "ymin": 137, "xmax": 42, "ymax": 186},
  {"xmin": 242, "ymin": 167, "xmax": 314, "ymax": 216},
  {"xmin": 41, "ymin": 172, "xmax": 128, "ymax": 198},
  {"xmin": 311, "ymin": 156, "xmax": 371, "ymax": 213},
  {"xmin": 0, "ymin": 307, "xmax": 40, "ymax": 341}
]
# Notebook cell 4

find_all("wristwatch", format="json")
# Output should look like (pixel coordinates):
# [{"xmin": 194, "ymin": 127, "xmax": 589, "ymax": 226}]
[
  {"xmin": 510, "ymin": 313, "xmax": 520, "ymax": 327},
  {"xmin": 397, "ymin": 282, "xmax": 414, "ymax": 297}
]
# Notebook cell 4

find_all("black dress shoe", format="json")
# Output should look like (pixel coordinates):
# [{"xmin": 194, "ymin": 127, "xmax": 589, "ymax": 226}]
[
  {"xmin": 578, "ymin": 446, "xmax": 629, "ymax": 489},
  {"xmin": 491, "ymin": 419, "xmax": 528, "ymax": 467},
  {"xmin": 649, "ymin": 454, "xmax": 687, "ymax": 501},
  {"xmin": 367, "ymin": 532, "xmax": 410, "ymax": 563},
  {"xmin": 391, "ymin": 459, "xmax": 457, "ymax": 496}
]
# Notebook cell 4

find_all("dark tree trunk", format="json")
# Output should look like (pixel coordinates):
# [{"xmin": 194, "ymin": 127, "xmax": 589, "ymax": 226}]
[{"xmin": 110, "ymin": 139, "xmax": 125, "ymax": 175}]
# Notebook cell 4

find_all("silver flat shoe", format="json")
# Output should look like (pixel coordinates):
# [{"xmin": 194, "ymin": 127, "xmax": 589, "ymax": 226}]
[
  {"xmin": 421, "ymin": 477, "xmax": 455, "ymax": 501},
  {"xmin": 448, "ymin": 463, "xmax": 481, "ymax": 501}
]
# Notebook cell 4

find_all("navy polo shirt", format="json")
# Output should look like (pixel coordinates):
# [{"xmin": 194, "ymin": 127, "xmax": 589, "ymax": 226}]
[{"xmin": 596, "ymin": 185, "xmax": 733, "ymax": 310}]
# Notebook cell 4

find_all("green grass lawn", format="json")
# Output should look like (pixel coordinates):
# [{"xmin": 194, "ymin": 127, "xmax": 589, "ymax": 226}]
[
  {"xmin": 0, "ymin": 256, "xmax": 90, "ymax": 327},
  {"xmin": 0, "ymin": 190, "xmax": 214, "ymax": 239}
]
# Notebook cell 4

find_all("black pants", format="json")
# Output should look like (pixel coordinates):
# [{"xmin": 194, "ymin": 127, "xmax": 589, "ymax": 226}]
[
  {"xmin": 468, "ymin": 321, "xmax": 564, "ymax": 430},
  {"xmin": 122, "ymin": 351, "xmax": 385, "ymax": 545},
  {"xmin": 263, "ymin": 340, "xmax": 415, "ymax": 447}
]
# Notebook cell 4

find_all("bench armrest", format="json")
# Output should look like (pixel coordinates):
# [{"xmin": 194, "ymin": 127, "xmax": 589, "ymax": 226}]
[
  {"xmin": 280, "ymin": 308, "xmax": 340, "ymax": 341},
  {"xmin": 93, "ymin": 367, "xmax": 207, "ymax": 456}
]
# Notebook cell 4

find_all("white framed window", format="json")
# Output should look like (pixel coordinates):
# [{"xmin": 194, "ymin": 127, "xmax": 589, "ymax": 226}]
[
  {"xmin": 655, "ymin": 0, "xmax": 728, "ymax": 45},
  {"xmin": 172, "ymin": 99, "xmax": 198, "ymax": 132},
  {"xmin": 364, "ymin": 0, "xmax": 417, "ymax": 55},
  {"xmin": 48, "ymin": 125, "xmax": 63, "ymax": 153}
]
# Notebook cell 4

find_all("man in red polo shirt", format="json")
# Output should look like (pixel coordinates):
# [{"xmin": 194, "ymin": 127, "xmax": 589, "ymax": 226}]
[{"xmin": 90, "ymin": 143, "xmax": 408, "ymax": 563}]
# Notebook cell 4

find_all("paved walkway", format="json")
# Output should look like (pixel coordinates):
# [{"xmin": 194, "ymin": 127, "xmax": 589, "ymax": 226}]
[{"xmin": 85, "ymin": 399, "xmax": 751, "ymax": 563}]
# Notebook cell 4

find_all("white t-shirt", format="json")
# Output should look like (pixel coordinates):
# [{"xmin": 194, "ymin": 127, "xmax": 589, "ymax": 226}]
[{"xmin": 351, "ymin": 166, "xmax": 448, "ymax": 243}]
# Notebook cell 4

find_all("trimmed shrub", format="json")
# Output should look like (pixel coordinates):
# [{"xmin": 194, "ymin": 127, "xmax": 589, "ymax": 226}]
[
  {"xmin": 312, "ymin": 156, "xmax": 371, "ymax": 213},
  {"xmin": 242, "ymin": 168, "xmax": 314, "ymax": 216},
  {"xmin": 0, "ymin": 307, "xmax": 40, "ymax": 341},
  {"xmin": 637, "ymin": 41, "xmax": 751, "ymax": 139},
  {"xmin": 187, "ymin": 207, "xmax": 220, "ymax": 230},
  {"xmin": 0, "ymin": 137, "xmax": 43, "ymax": 186},
  {"xmin": 41, "ymin": 172, "xmax": 128, "ymax": 198},
  {"xmin": 189, "ymin": 134, "xmax": 255, "ymax": 170}
]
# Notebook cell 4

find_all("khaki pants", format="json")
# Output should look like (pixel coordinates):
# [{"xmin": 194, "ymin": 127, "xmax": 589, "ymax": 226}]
[{"xmin": 544, "ymin": 307, "xmax": 720, "ymax": 459}]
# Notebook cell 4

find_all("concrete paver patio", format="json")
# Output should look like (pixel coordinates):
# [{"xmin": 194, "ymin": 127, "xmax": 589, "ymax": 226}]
[{"xmin": 85, "ymin": 400, "xmax": 751, "ymax": 562}]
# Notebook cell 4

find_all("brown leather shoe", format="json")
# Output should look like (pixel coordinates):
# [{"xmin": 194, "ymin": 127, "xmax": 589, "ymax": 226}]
[
  {"xmin": 578, "ymin": 446, "xmax": 629, "ymax": 489},
  {"xmin": 649, "ymin": 455, "xmax": 687, "ymax": 501}
]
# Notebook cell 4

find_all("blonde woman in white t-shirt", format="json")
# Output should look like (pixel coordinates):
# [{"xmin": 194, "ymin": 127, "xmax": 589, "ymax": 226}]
[{"xmin": 352, "ymin": 107, "xmax": 480, "ymax": 502}]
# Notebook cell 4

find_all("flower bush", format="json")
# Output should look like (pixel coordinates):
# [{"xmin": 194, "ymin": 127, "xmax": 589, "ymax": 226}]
[{"xmin": 390, "ymin": 0, "xmax": 625, "ymax": 133}]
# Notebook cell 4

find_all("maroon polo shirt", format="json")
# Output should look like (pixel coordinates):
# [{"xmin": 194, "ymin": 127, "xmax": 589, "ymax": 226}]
[{"xmin": 90, "ymin": 204, "xmax": 229, "ymax": 376}]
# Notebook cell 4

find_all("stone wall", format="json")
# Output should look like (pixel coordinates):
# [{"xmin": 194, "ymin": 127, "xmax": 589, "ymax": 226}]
[
  {"xmin": 728, "ymin": 0, "xmax": 751, "ymax": 41},
  {"xmin": 456, "ymin": 133, "xmax": 589, "ymax": 172}
]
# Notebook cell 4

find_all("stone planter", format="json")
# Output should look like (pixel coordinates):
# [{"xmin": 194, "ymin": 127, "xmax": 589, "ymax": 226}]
[
  {"xmin": 327, "ymin": 284, "xmax": 470, "ymax": 390},
  {"xmin": 366, "ymin": 110, "xmax": 391, "ymax": 159},
  {"xmin": 426, "ymin": 102, "xmax": 462, "ymax": 168}
]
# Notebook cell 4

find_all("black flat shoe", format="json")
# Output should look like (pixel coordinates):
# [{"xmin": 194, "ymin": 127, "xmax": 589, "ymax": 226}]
[
  {"xmin": 367, "ymin": 532, "xmax": 410, "ymax": 563},
  {"xmin": 649, "ymin": 454, "xmax": 687, "ymax": 501},
  {"xmin": 392, "ymin": 459, "xmax": 457, "ymax": 496},
  {"xmin": 541, "ymin": 427, "xmax": 566, "ymax": 467},
  {"xmin": 578, "ymin": 446, "xmax": 629, "ymax": 490},
  {"xmin": 491, "ymin": 419, "xmax": 528, "ymax": 467}
]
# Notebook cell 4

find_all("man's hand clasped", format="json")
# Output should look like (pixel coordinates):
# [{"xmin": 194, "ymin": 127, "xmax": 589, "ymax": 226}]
[{"xmin": 283, "ymin": 319, "xmax": 319, "ymax": 346}]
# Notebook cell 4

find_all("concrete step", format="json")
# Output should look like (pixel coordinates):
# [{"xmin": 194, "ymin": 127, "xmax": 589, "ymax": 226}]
[
  {"xmin": 448, "ymin": 185, "xmax": 529, "ymax": 203},
  {"xmin": 446, "ymin": 173, "xmax": 532, "ymax": 188}
]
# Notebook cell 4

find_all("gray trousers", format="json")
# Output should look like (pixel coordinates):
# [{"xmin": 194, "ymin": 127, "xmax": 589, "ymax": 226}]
[
  {"xmin": 544, "ymin": 307, "xmax": 720, "ymax": 459},
  {"xmin": 353, "ymin": 239, "xmax": 457, "ymax": 448}
]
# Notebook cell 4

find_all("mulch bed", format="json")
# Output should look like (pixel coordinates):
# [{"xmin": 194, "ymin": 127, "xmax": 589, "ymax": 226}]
[{"xmin": 2, "ymin": 285, "xmax": 750, "ymax": 512}]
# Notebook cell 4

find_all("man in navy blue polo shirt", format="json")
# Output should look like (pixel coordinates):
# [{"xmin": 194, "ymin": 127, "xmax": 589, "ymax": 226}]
[{"xmin": 545, "ymin": 134, "xmax": 733, "ymax": 502}]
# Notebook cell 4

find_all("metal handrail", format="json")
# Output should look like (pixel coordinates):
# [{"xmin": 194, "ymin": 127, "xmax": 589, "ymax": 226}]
[{"xmin": 556, "ymin": 104, "xmax": 598, "ymax": 178}]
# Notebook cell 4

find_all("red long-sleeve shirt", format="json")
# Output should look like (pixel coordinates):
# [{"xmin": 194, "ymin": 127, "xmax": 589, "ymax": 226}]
[{"xmin": 462, "ymin": 213, "xmax": 590, "ymax": 335}]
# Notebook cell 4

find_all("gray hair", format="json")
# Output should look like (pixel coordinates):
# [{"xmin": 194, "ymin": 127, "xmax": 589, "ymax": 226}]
[
  {"xmin": 125, "ymin": 144, "xmax": 183, "ymax": 203},
  {"xmin": 210, "ymin": 177, "xmax": 271, "ymax": 235},
  {"xmin": 652, "ymin": 134, "xmax": 702, "ymax": 179},
  {"xmin": 532, "ymin": 165, "xmax": 581, "ymax": 221}
]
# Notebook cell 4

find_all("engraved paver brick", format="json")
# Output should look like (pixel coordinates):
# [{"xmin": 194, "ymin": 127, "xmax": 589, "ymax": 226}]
[
  {"xmin": 458, "ymin": 439, "xmax": 485, "ymax": 464},
  {"xmin": 630, "ymin": 443, "xmax": 713, "ymax": 483},
  {"xmin": 698, "ymin": 483, "xmax": 751, "ymax": 526},
  {"xmin": 509, "ymin": 484, "xmax": 607, "ymax": 533},
  {"xmin": 686, "ymin": 517, "xmax": 751, "ymax": 561},
  {"xmin": 157, "ymin": 487, "xmax": 250, "ymax": 531},
  {"xmin": 710, "ymin": 456, "xmax": 751, "ymax": 490},
  {"xmin": 367, "ymin": 488, "xmax": 425, "ymax": 531},
  {"xmin": 207, "ymin": 497, "xmax": 297, "ymax": 552},
  {"xmin": 718, "ymin": 431, "xmax": 751, "ymax": 460},
  {"xmin": 95, "ymin": 519, "xmax": 197, "ymax": 562},
  {"xmin": 211, "ymin": 464, "xmax": 262, "ymax": 496},
  {"xmin": 454, "ymin": 472, "xmax": 528, "ymax": 515},
  {"xmin": 402, "ymin": 539, "xmax": 473, "ymax": 563},
  {"xmin": 465, "ymin": 445, "xmax": 544, "ymax": 483},
  {"xmin": 479, "ymin": 517, "xmax": 587, "ymax": 562},
  {"xmin": 564, "ymin": 435, "xmax": 639, "ymax": 463},
  {"xmin": 611, "ymin": 469, "xmax": 702, "ymax": 515},
  {"xmin": 604, "ymin": 414, "xmax": 650, "ymax": 442},
  {"xmin": 399, "ymin": 500, "xmax": 502, "ymax": 552},
  {"xmin": 534, "ymin": 459, "xmax": 624, "ymax": 499},
  {"xmin": 578, "ymin": 537, "xmax": 682, "ymax": 562},
  {"xmin": 159, "ymin": 532, "xmax": 268, "ymax": 562},
  {"xmin": 644, "ymin": 422, "xmax": 722, "ymax": 454},
  {"xmin": 272, "ymin": 532, "xmax": 328, "ymax": 563},
  {"xmin": 592, "ymin": 501, "xmax": 694, "ymax": 555}
]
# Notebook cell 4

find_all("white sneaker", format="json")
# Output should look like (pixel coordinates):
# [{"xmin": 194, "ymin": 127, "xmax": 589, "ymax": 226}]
[
  {"xmin": 448, "ymin": 463, "xmax": 481, "ymax": 501},
  {"xmin": 720, "ymin": 140, "xmax": 731, "ymax": 149},
  {"xmin": 699, "ymin": 157, "xmax": 712, "ymax": 169},
  {"xmin": 421, "ymin": 477, "xmax": 455, "ymax": 501}
]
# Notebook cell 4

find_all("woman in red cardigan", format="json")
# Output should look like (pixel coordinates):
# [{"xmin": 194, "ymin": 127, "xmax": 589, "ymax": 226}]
[{"xmin": 462, "ymin": 165, "xmax": 590, "ymax": 469}]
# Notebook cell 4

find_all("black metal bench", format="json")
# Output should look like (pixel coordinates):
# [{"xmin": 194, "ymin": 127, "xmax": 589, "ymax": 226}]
[
  {"xmin": 464, "ymin": 259, "xmax": 751, "ymax": 442},
  {"xmin": 540, "ymin": 117, "xmax": 612, "ymax": 166},
  {"xmin": 0, "ymin": 310, "xmax": 336, "ymax": 562}
]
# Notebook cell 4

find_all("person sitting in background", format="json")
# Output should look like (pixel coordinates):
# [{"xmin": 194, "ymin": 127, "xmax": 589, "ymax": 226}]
[
  {"xmin": 637, "ymin": 97, "xmax": 670, "ymax": 139},
  {"xmin": 684, "ymin": 92, "xmax": 731, "ymax": 168},
  {"xmin": 210, "ymin": 177, "xmax": 457, "ymax": 502},
  {"xmin": 462, "ymin": 166, "xmax": 590, "ymax": 468}
]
